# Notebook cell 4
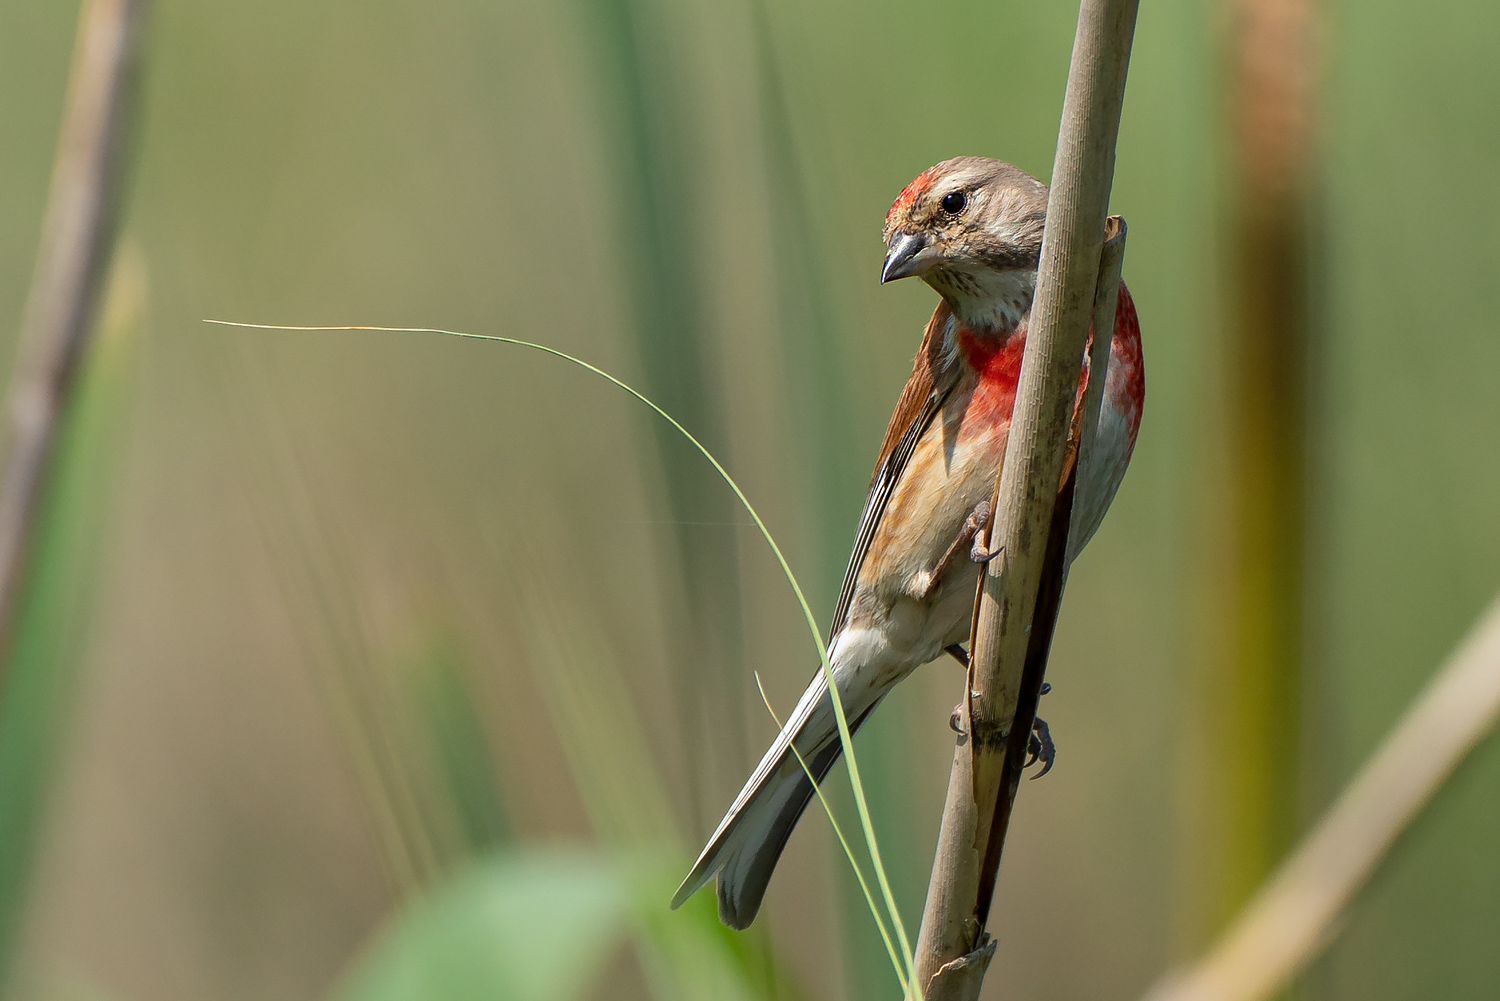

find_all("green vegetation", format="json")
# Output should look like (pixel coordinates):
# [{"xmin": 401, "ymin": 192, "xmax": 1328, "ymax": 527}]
[{"xmin": 0, "ymin": 1, "xmax": 1496, "ymax": 999}]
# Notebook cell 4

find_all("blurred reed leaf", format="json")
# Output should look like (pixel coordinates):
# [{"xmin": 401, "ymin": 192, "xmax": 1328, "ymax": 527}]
[
  {"xmin": 240, "ymin": 480, "xmax": 519, "ymax": 894},
  {"xmin": 403, "ymin": 635, "xmax": 512, "ymax": 853},
  {"xmin": 333, "ymin": 847, "xmax": 629, "ymax": 1001},
  {"xmin": 518, "ymin": 590, "xmax": 787, "ymax": 1001},
  {"xmin": 628, "ymin": 856, "xmax": 784, "ymax": 1001},
  {"xmin": 229, "ymin": 401, "xmax": 443, "ymax": 897},
  {"xmin": 1182, "ymin": 0, "xmax": 1316, "ymax": 945},
  {"xmin": 519, "ymin": 589, "xmax": 680, "ymax": 848},
  {"xmin": 748, "ymin": 0, "xmax": 861, "ymax": 586},
  {"xmin": 333, "ymin": 842, "xmax": 783, "ymax": 1001},
  {"xmin": 0, "ymin": 242, "xmax": 144, "ymax": 982}
]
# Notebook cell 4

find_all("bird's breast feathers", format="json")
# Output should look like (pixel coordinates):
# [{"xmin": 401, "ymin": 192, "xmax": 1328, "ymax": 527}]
[{"xmin": 844, "ymin": 283, "xmax": 1143, "ymax": 665}]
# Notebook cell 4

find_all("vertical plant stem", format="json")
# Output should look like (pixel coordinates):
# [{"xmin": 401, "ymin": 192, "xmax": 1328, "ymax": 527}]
[
  {"xmin": 970, "ymin": 218, "xmax": 1127, "ymax": 935},
  {"xmin": 1194, "ymin": 0, "xmax": 1318, "ymax": 937},
  {"xmin": 0, "ymin": 3, "xmax": 146, "ymax": 974},
  {"xmin": 0, "ymin": 0, "xmax": 146, "ymax": 685},
  {"xmin": 0, "ymin": 244, "xmax": 143, "ymax": 987},
  {"xmin": 908, "ymin": 2, "xmax": 1138, "ymax": 997},
  {"xmin": 1078, "ymin": 221, "xmax": 1128, "ymax": 481}
]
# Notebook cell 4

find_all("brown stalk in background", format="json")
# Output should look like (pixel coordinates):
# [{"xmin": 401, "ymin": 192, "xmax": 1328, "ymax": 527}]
[
  {"xmin": 907, "ymin": 1, "xmax": 1138, "ymax": 996},
  {"xmin": 1190, "ymin": 0, "xmax": 1319, "ymax": 933},
  {"xmin": 1146, "ymin": 593, "xmax": 1500, "ymax": 1001},
  {"xmin": 0, "ymin": 0, "xmax": 146, "ymax": 678}
]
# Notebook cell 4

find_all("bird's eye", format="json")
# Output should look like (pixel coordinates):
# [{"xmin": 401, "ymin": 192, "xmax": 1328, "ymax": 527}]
[{"xmin": 941, "ymin": 190, "xmax": 968, "ymax": 214}]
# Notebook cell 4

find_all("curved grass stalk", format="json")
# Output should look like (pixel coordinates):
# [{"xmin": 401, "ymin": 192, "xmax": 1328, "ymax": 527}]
[
  {"xmin": 205, "ymin": 320, "xmax": 921, "ymax": 993},
  {"xmin": 752, "ymin": 672, "xmax": 907, "ymax": 994}
]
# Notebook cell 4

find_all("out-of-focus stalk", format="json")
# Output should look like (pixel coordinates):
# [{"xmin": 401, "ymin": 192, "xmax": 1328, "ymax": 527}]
[
  {"xmin": 746, "ymin": 0, "xmax": 860, "ymax": 608},
  {"xmin": 0, "ymin": 0, "xmax": 146, "ymax": 981},
  {"xmin": 225, "ymin": 348, "xmax": 446, "ymax": 898},
  {"xmin": 0, "ymin": 0, "xmax": 146, "ymax": 689},
  {"xmin": 1148, "ymin": 594, "xmax": 1500, "ymax": 1001},
  {"xmin": 573, "ymin": 0, "xmax": 748, "ymax": 835},
  {"xmin": 1190, "ymin": 0, "xmax": 1319, "ymax": 939},
  {"xmin": 0, "ymin": 243, "xmax": 144, "ymax": 985},
  {"xmin": 520, "ymin": 583, "xmax": 793, "ymax": 1001}
]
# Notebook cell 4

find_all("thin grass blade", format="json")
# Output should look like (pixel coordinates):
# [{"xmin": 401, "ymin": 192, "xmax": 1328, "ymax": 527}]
[{"xmin": 206, "ymin": 319, "xmax": 919, "ymax": 992}]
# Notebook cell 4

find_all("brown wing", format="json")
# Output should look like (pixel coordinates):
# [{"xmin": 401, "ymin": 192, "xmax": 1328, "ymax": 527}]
[{"xmin": 829, "ymin": 300, "xmax": 961, "ymax": 636}]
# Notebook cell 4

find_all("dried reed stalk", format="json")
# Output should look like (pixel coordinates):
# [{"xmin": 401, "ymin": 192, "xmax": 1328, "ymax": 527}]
[
  {"xmin": 1195, "ymin": 0, "xmax": 1320, "ymax": 927},
  {"xmin": 907, "ymin": 1, "xmax": 1138, "ymax": 996},
  {"xmin": 0, "ymin": 0, "xmax": 146, "ymax": 673},
  {"xmin": 1146, "ymin": 594, "xmax": 1500, "ymax": 1001}
]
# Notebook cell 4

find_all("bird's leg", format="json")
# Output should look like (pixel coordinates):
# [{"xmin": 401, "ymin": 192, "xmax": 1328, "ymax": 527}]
[
  {"xmin": 944, "ymin": 645, "xmax": 972, "ymax": 738},
  {"xmin": 948, "ymin": 642, "xmax": 972, "ymax": 735},
  {"xmin": 910, "ymin": 501, "xmax": 994, "ymax": 600}
]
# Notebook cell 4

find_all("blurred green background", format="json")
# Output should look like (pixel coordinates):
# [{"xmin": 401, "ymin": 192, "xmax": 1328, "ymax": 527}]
[{"xmin": 0, "ymin": 0, "xmax": 1497, "ymax": 999}]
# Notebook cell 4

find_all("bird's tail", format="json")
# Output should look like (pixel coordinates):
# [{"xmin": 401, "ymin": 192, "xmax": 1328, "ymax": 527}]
[{"xmin": 671, "ymin": 670, "xmax": 879, "ymax": 929}]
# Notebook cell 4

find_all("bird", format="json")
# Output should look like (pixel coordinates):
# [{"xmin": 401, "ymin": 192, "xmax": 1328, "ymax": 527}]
[{"xmin": 671, "ymin": 156, "xmax": 1145, "ymax": 929}]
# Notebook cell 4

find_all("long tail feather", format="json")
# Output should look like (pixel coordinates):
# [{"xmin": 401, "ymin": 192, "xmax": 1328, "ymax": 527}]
[{"xmin": 672, "ymin": 669, "xmax": 880, "ymax": 929}]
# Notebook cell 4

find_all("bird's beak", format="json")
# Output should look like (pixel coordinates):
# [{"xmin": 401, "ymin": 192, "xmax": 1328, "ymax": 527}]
[{"xmin": 881, "ymin": 231, "xmax": 932, "ymax": 284}]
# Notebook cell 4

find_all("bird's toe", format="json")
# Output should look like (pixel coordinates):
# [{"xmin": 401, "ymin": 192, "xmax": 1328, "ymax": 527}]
[{"xmin": 1027, "ymin": 716, "xmax": 1056, "ymax": 778}]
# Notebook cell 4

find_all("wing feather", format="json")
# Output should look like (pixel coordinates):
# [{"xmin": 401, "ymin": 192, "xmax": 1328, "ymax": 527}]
[{"xmin": 829, "ymin": 301, "xmax": 961, "ymax": 636}]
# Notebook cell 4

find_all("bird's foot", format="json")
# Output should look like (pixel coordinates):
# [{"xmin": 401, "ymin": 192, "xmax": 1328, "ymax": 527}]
[
  {"xmin": 944, "ymin": 643, "xmax": 969, "ymax": 668},
  {"xmin": 951, "ymin": 679, "xmax": 1052, "ymax": 755},
  {"xmin": 910, "ymin": 501, "xmax": 994, "ymax": 600},
  {"xmin": 1026, "ymin": 716, "xmax": 1056, "ymax": 778},
  {"xmin": 965, "ymin": 500, "xmax": 1003, "ymax": 564},
  {"xmin": 971, "ymin": 535, "xmax": 1004, "ymax": 564}
]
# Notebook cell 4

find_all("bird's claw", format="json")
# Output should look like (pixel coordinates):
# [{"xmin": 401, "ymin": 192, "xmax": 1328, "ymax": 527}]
[
  {"xmin": 971, "ymin": 538, "xmax": 1004, "ymax": 563},
  {"xmin": 1025, "ymin": 716, "xmax": 1056, "ymax": 778},
  {"xmin": 949, "ymin": 702, "xmax": 966, "ymax": 739}
]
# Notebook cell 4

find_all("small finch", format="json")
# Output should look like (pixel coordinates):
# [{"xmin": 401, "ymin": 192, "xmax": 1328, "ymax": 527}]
[{"xmin": 672, "ymin": 156, "xmax": 1145, "ymax": 929}]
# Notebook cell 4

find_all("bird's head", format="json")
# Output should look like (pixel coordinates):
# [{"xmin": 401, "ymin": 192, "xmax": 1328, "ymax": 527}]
[{"xmin": 882, "ymin": 156, "xmax": 1049, "ymax": 332}]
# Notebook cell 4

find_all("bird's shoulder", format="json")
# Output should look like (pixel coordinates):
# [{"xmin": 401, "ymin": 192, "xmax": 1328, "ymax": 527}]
[
  {"xmin": 827, "ymin": 301, "xmax": 963, "ymax": 636},
  {"xmin": 867, "ymin": 300, "xmax": 963, "ymax": 488}
]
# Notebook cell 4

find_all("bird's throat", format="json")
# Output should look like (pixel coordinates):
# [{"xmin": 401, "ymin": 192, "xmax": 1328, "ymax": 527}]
[{"xmin": 928, "ymin": 265, "xmax": 1036, "ymax": 337}]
